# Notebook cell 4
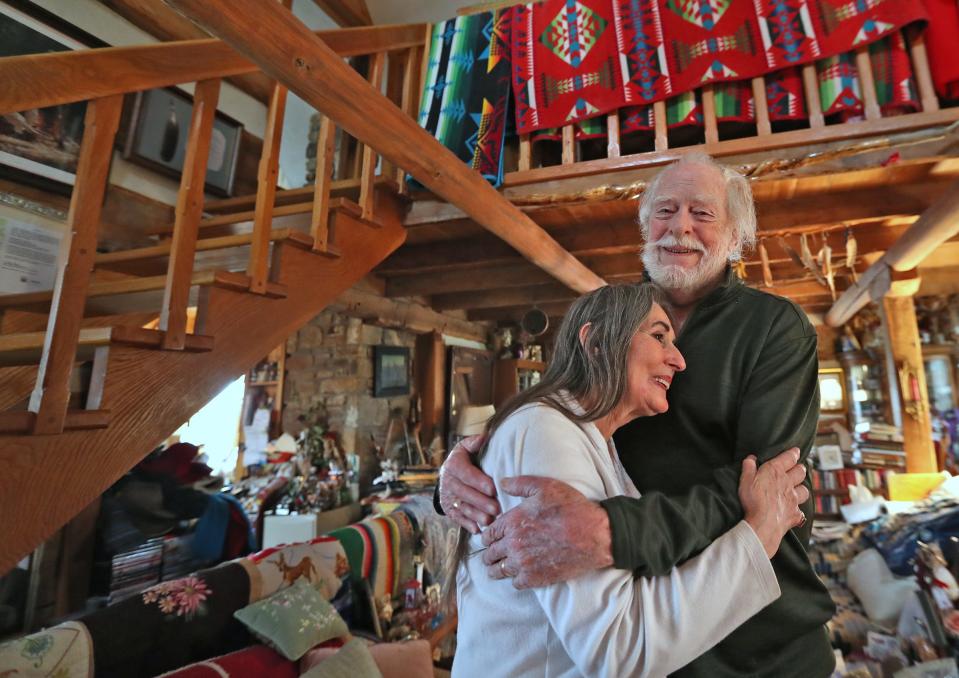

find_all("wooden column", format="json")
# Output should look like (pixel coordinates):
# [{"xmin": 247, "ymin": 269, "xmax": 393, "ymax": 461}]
[
  {"xmin": 882, "ymin": 271, "xmax": 937, "ymax": 473},
  {"xmin": 414, "ymin": 330, "xmax": 446, "ymax": 449},
  {"xmin": 160, "ymin": 77, "xmax": 221, "ymax": 349},
  {"xmin": 29, "ymin": 95, "xmax": 123, "ymax": 435}
]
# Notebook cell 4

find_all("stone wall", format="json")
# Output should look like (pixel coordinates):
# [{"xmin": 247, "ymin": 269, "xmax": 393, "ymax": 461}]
[{"xmin": 282, "ymin": 309, "xmax": 417, "ymax": 491}]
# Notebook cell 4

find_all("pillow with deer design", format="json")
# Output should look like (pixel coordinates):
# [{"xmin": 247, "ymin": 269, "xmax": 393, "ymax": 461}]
[{"xmin": 233, "ymin": 580, "xmax": 348, "ymax": 660}]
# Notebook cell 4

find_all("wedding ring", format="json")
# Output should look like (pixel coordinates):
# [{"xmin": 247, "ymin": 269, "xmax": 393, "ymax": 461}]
[
  {"xmin": 500, "ymin": 561, "xmax": 507, "ymax": 575},
  {"xmin": 798, "ymin": 510, "xmax": 807, "ymax": 527},
  {"xmin": 452, "ymin": 499, "xmax": 461, "ymax": 510}
]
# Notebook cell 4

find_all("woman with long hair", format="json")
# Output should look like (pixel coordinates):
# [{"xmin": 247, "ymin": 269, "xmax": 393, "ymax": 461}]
[{"xmin": 450, "ymin": 283, "xmax": 804, "ymax": 677}]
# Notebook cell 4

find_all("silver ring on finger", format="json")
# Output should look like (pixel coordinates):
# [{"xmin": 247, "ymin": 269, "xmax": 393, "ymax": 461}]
[
  {"xmin": 798, "ymin": 510, "xmax": 806, "ymax": 527},
  {"xmin": 452, "ymin": 499, "xmax": 460, "ymax": 510},
  {"xmin": 500, "ymin": 560, "xmax": 507, "ymax": 576}
]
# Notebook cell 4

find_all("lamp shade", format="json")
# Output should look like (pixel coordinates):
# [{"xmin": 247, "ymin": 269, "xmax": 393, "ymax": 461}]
[{"xmin": 456, "ymin": 405, "xmax": 495, "ymax": 437}]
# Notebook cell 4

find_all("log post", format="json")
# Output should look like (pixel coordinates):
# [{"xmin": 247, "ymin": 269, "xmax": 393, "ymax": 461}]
[{"xmin": 881, "ymin": 269, "xmax": 937, "ymax": 473}]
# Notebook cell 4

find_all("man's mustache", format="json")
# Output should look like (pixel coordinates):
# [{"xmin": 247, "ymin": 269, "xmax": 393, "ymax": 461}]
[{"xmin": 648, "ymin": 234, "xmax": 707, "ymax": 254}]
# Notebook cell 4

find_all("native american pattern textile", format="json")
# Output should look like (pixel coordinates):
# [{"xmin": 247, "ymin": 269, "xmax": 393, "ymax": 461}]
[
  {"xmin": 416, "ymin": 9, "xmax": 512, "ymax": 186},
  {"xmin": 922, "ymin": 0, "xmax": 959, "ymax": 99},
  {"xmin": 511, "ymin": 0, "xmax": 626, "ymax": 133},
  {"xmin": 509, "ymin": 0, "xmax": 926, "ymax": 135}
]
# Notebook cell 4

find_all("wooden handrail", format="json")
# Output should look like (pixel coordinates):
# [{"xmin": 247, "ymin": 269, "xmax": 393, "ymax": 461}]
[{"xmin": 0, "ymin": 23, "xmax": 428, "ymax": 114}]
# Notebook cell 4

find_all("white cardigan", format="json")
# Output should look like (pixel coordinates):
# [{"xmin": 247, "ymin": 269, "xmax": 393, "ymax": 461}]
[{"xmin": 452, "ymin": 401, "xmax": 781, "ymax": 678}]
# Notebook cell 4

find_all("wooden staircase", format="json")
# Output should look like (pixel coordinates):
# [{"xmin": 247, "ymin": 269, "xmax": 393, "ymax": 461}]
[{"xmin": 0, "ymin": 26, "xmax": 415, "ymax": 574}]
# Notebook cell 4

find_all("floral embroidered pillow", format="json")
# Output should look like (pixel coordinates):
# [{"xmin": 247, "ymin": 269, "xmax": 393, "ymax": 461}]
[{"xmin": 233, "ymin": 579, "xmax": 348, "ymax": 660}]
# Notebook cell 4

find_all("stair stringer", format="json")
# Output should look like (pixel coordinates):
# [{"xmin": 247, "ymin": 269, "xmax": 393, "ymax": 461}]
[{"xmin": 0, "ymin": 215, "xmax": 406, "ymax": 575}]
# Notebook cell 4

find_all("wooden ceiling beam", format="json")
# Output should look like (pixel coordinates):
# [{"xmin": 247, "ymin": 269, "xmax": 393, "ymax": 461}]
[
  {"xmin": 164, "ymin": 0, "xmax": 605, "ymax": 295},
  {"xmin": 386, "ymin": 253, "xmax": 642, "ymax": 298},
  {"xmin": 98, "ymin": 0, "xmax": 273, "ymax": 102},
  {"xmin": 433, "ymin": 283, "xmax": 581, "ymax": 312},
  {"xmin": 467, "ymin": 301, "xmax": 574, "ymax": 323},
  {"xmin": 311, "ymin": 0, "xmax": 372, "ymax": 26}
]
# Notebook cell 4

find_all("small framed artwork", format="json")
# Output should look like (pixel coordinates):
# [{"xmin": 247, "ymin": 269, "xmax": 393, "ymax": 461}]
[
  {"xmin": 122, "ymin": 88, "xmax": 243, "ymax": 197},
  {"xmin": 0, "ymin": 2, "xmax": 98, "ymax": 190},
  {"xmin": 373, "ymin": 346, "xmax": 410, "ymax": 398}
]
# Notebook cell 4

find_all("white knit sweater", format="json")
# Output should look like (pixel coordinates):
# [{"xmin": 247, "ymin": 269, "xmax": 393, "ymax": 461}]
[{"xmin": 452, "ymin": 401, "xmax": 781, "ymax": 678}]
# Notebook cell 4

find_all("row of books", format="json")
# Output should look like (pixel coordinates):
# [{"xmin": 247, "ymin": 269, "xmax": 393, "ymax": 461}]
[
  {"xmin": 811, "ymin": 468, "xmax": 888, "ymax": 494},
  {"xmin": 108, "ymin": 535, "xmax": 204, "ymax": 603},
  {"xmin": 814, "ymin": 494, "xmax": 843, "ymax": 515}
]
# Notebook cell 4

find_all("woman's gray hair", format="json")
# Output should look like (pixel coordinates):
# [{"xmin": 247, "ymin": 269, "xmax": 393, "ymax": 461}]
[
  {"xmin": 638, "ymin": 152, "xmax": 757, "ymax": 261},
  {"xmin": 444, "ymin": 283, "xmax": 663, "ymax": 607}
]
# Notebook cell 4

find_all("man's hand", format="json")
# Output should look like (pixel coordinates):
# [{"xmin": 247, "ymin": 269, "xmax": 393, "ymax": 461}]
[
  {"xmin": 438, "ymin": 435, "xmax": 500, "ymax": 534},
  {"xmin": 480, "ymin": 476, "xmax": 613, "ymax": 589},
  {"xmin": 738, "ymin": 447, "xmax": 809, "ymax": 558}
]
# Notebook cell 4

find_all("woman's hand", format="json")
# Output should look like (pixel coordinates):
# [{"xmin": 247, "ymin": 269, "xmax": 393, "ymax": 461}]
[
  {"xmin": 738, "ymin": 448, "xmax": 809, "ymax": 558},
  {"xmin": 438, "ymin": 435, "xmax": 501, "ymax": 533}
]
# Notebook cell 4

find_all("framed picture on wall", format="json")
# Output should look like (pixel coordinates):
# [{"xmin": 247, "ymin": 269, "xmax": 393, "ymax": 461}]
[
  {"xmin": 122, "ymin": 88, "xmax": 243, "ymax": 197},
  {"xmin": 0, "ymin": 1, "xmax": 97, "ymax": 190},
  {"xmin": 373, "ymin": 346, "xmax": 410, "ymax": 398}
]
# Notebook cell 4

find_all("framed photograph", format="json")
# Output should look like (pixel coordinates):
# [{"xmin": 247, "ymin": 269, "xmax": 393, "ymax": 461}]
[
  {"xmin": 373, "ymin": 346, "xmax": 410, "ymax": 398},
  {"xmin": 818, "ymin": 367, "xmax": 847, "ymax": 414},
  {"xmin": 0, "ymin": 2, "xmax": 93, "ymax": 189},
  {"xmin": 122, "ymin": 88, "xmax": 243, "ymax": 197}
]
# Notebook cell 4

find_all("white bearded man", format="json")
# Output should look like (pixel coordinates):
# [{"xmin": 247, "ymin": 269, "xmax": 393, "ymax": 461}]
[{"xmin": 437, "ymin": 152, "xmax": 837, "ymax": 677}]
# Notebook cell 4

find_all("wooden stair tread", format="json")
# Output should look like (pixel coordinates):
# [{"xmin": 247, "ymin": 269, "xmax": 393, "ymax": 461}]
[
  {"xmin": 0, "ymin": 327, "xmax": 112, "ymax": 366},
  {"xmin": 96, "ymin": 228, "xmax": 308, "ymax": 265},
  {"xmin": 0, "ymin": 269, "xmax": 287, "ymax": 309},
  {"xmin": 0, "ymin": 409, "xmax": 110, "ymax": 435},
  {"xmin": 110, "ymin": 326, "xmax": 215, "ymax": 352}
]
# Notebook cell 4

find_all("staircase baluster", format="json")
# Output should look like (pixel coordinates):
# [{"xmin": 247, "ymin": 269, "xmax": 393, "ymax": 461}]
[
  {"xmin": 855, "ymin": 47, "xmax": 882, "ymax": 121},
  {"xmin": 160, "ymin": 78, "xmax": 221, "ymax": 349},
  {"xmin": 561, "ymin": 125, "xmax": 575, "ymax": 165},
  {"xmin": 311, "ymin": 115, "xmax": 336, "ymax": 253},
  {"xmin": 396, "ymin": 46, "xmax": 422, "ymax": 193},
  {"xmin": 606, "ymin": 111, "xmax": 621, "ymax": 158},
  {"xmin": 653, "ymin": 100, "xmax": 668, "ymax": 151},
  {"xmin": 702, "ymin": 85, "xmax": 719, "ymax": 144},
  {"xmin": 802, "ymin": 64, "xmax": 825, "ymax": 129},
  {"xmin": 907, "ymin": 28, "xmax": 939, "ymax": 113},
  {"xmin": 752, "ymin": 76, "xmax": 771, "ymax": 136},
  {"xmin": 359, "ymin": 51, "xmax": 386, "ymax": 220},
  {"xmin": 29, "ymin": 95, "xmax": 123, "ymax": 435}
]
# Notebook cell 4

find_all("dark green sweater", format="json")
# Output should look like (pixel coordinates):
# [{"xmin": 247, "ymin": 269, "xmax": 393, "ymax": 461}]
[{"xmin": 604, "ymin": 269, "xmax": 836, "ymax": 677}]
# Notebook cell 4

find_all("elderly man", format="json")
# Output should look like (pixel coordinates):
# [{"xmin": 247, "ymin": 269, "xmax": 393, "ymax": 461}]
[{"xmin": 438, "ymin": 152, "xmax": 836, "ymax": 677}]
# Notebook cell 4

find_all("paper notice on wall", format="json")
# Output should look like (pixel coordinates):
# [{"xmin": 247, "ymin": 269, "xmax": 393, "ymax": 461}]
[{"xmin": 0, "ymin": 216, "xmax": 63, "ymax": 294}]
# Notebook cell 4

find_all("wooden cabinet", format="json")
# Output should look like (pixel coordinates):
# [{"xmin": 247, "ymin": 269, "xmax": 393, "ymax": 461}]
[
  {"xmin": 838, "ymin": 350, "xmax": 891, "ymax": 429},
  {"xmin": 923, "ymin": 344, "xmax": 958, "ymax": 413},
  {"xmin": 493, "ymin": 359, "xmax": 546, "ymax": 408}
]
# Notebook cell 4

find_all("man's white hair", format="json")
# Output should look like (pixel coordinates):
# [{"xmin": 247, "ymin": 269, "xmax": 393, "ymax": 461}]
[{"xmin": 637, "ymin": 152, "xmax": 757, "ymax": 261}]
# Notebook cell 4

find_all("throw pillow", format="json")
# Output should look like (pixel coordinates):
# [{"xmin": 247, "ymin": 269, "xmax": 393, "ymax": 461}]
[
  {"xmin": 233, "ymin": 580, "xmax": 348, "ymax": 660},
  {"xmin": 299, "ymin": 637, "xmax": 382, "ymax": 678}
]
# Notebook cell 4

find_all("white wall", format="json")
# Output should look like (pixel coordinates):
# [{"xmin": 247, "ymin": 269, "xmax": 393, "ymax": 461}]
[{"xmin": 366, "ymin": 0, "xmax": 477, "ymax": 24}]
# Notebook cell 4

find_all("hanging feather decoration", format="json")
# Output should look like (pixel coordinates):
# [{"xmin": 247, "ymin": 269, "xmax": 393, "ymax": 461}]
[
  {"xmin": 822, "ymin": 239, "xmax": 835, "ymax": 300},
  {"xmin": 845, "ymin": 227, "xmax": 859, "ymax": 283},
  {"xmin": 779, "ymin": 236, "xmax": 805, "ymax": 269},
  {"xmin": 733, "ymin": 259, "xmax": 747, "ymax": 280},
  {"xmin": 799, "ymin": 233, "xmax": 828, "ymax": 286},
  {"xmin": 759, "ymin": 239, "xmax": 773, "ymax": 287}
]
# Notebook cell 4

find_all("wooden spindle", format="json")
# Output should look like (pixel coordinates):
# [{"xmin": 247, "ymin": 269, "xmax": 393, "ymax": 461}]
[
  {"xmin": 29, "ymin": 95, "xmax": 123, "ymax": 435},
  {"xmin": 606, "ymin": 111, "xmax": 621, "ymax": 158},
  {"xmin": 855, "ymin": 48, "xmax": 881, "ymax": 121},
  {"xmin": 381, "ymin": 52, "xmax": 406, "ymax": 184},
  {"xmin": 359, "ymin": 51, "xmax": 386, "ymax": 220},
  {"xmin": 160, "ymin": 78, "xmax": 221, "ymax": 350},
  {"xmin": 751, "ymin": 76, "xmax": 771, "ymax": 136},
  {"xmin": 247, "ymin": 76, "xmax": 288, "ymax": 293},
  {"xmin": 310, "ymin": 115, "xmax": 336, "ymax": 253},
  {"xmin": 518, "ymin": 134, "xmax": 531, "ymax": 171},
  {"xmin": 396, "ymin": 47, "xmax": 420, "ymax": 192},
  {"xmin": 702, "ymin": 85, "xmax": 719, "ymax": 144},
  {"xmin": 801, "ymin": 64, "xmax": 825, "ymax": 128},
  {"xmin": 907, "ymin": 29, "xmax": 939, "ymax": 113},
  {"xmin": 653, "ymin": 100, "xmax": 668, "ymax": 151},
  {"xmin": 561, "ymin": 125, "xmax": 575, "ymax": 165}
]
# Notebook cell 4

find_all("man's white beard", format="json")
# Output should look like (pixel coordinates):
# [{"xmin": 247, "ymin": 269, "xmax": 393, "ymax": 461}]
[{"xmin": 641, "ymin": 233, "xmax": 731, "ymax": 291}]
